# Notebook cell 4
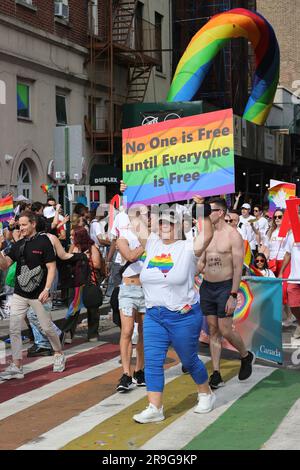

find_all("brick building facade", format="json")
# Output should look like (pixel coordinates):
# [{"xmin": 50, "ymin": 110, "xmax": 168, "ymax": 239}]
[{"xmin": 257, "ymin": 0, "xmax": 299, "ymax": 93}]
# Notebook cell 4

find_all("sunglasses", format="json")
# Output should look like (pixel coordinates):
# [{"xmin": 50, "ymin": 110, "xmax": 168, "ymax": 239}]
[
  {"xmin": 255, "ymin": 259, "xmax": 265, "ymax": 263},
  {"xmin": 225, "ymin": 219, "xmax": 233, "ymax": 224},
  {"xmin": 253, "ymin": 209, "xmax": 260, "ymax": 212},
  {"xmin": 274, "ymin": 215, "xmax": 283, "ymax": 220},
  {"xmin": 210, "ymin": 208, "xmax": 221, "ymax": 212}
]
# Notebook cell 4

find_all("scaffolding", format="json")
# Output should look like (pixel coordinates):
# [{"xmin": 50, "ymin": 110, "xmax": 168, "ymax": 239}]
[{"xmin": 85, "ymin": 0, "xmax": 160, "ymax": 157}]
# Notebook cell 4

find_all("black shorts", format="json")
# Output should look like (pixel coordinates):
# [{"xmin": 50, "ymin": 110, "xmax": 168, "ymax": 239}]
[{"xmin": 200, "ymin": 279, "xmax": 233, "ymax": 318}]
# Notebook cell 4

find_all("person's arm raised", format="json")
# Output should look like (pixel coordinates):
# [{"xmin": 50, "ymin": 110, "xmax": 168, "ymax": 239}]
[{"xmin": 193, "ymin": 198, "xmax": 213, "ymax": 257}]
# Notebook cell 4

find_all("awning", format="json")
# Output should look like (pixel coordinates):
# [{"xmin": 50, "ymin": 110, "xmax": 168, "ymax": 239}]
[{"xmin": 89, "ymin": 165, "xmax": 122, "ymax": 186}]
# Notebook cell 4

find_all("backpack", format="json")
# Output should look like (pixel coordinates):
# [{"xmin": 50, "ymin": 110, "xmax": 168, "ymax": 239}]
[{"xmin": 58, "ymin": 253, "xmax": 90, "ymax": 288}]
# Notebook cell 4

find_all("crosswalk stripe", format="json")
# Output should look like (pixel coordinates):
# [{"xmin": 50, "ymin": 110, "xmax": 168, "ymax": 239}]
[
  {"xmin": 185, "ymin": 368, "xmax": 300, "ymax": 450},
  {"xmin": 0, "ymin": 355, "xmax": 121, "ymax": 421},
  {"xmin": 140, "ymin": 364, "xmax": 276, "ymax": 450},
  {"xmin": 17, "ymin": 351, "xmax": 184, "ymax": 450},
  {"xmin": 0, "ymin": 343, "xmax": 119, "ymax": 404},
  {"xmin": 61, "ymin": 358, "xmax": 239, "ymax": 450},
  {"xmin": 262, "ymin": 398, "xmax": 300, "ymax": 450},
  {"xmin": 0, "ymin": 340, "xmax": 106, "ymax": 384}
]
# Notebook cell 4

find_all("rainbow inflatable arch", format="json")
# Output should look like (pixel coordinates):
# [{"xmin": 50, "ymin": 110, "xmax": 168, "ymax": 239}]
[{"xmin": 167, "ymin": 8, "xmax": 280, "ymax": 126}]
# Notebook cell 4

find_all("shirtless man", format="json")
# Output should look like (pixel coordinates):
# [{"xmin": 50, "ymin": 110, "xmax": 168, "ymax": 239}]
[{"xmin": 199, "ymin": 198, "xmax": 255, "ymax": 389}]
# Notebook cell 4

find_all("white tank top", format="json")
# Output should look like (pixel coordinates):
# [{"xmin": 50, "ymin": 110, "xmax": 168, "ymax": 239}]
[{"xmin": 120, "ymin": 229, "xmax": 144, "ymax": 278}]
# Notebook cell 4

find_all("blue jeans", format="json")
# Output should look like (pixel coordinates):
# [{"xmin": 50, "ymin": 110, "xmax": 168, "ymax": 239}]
[{"xmin": 144, "ymin": 303, "xmax": 208, "ymax": 392}]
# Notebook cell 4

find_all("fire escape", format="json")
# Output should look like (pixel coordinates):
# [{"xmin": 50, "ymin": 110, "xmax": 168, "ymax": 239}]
[{"xmin": 85, "ymin": 0, "xmax": 160, "ymax": 158}]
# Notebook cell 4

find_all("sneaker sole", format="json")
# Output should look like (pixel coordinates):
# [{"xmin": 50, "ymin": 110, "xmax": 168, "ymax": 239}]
[
  {"xmin": 238, "ymin": 352, "xmax": 256, "ymax": 382},
  {"xmin": 209, "ymin": 381, "xmax": 225, "ymax": 390},
  {"xmin": 1, "ymin": 374, "xmax": 24, "ymax": 380},
  {"xmin": 132, "ymin": 378, "xmax": 146, "ymax": 387},
  {"xmin": 133, "ymin": 415, "xmax": 165, "ymax": 424},
  {"xmin": 117, "ymin": 384, "xmax": 136, "ymax": 393},
  {"xmin": 194, "ymin": 405, "xmax": 215, "ymax": 414}
]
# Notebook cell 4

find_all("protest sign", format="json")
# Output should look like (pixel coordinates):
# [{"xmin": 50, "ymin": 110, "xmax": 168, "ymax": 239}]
[{"xmin": 122, "ymin": 109, "xmax": 234, "ymax": 207}]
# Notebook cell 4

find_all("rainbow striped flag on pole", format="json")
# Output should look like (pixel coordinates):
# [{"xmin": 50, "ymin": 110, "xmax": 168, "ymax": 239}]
[{"xmin": 0, "ymin": 195, "xmax": 14, "ymax": 222}]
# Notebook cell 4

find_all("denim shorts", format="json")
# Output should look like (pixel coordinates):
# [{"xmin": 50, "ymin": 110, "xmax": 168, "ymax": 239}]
[{"xmin": 118, "ymin": 284, "xmax": 146, "ymax": 316}]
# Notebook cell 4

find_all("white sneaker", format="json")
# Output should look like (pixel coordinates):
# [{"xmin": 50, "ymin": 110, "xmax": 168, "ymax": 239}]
[
  {"xmin": 53, "ymin": 353, "xmax": 66, "ymax": 373},
  {"xmin": 293, "ymin": 325, "xmax": 300, "ymax": 339},
  {"xmin": 133, "ymin": 403, "xmax": 165, "ymax": 423},
  {"xmin": 194, "ymin": 392, "xmax": 216, "ymax": 414},
  {"xmin": 0, "ymin": 363, "xmax": 24, "ymax": 380}
]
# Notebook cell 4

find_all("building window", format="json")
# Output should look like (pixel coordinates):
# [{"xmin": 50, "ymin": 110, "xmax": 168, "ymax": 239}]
[
  {"xmin": 17, "ymin": 161, "xmax": 32, "ymax": 200},
  {"xmin": 155, "ymin": 12, "xmax": 163, "ymax": 73},
  {"xmin": 17, "ymin": 82, "xmax": 30, "ymax": 119},
  {"xmin": 56, "ymin": 94, "xmax": 67, "ymax": 125}
]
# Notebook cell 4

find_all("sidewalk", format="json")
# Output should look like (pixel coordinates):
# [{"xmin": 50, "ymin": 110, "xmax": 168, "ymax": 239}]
[{"xmin": 0, "ymin": 302, "xmax": 112, "ymax": 341}]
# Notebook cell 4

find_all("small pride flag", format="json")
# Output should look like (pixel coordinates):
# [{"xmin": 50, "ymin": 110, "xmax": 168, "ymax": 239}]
[
  {"xmin": 66, "ymin": 286, "xmax": 84, "ymax": 318},
  {"xmin": 248, "ymin": 265, "xmax": 264, "ymax": 277},
  {"xmin": 0, "ymin": 195, "xmax": 14, "ymax": 222},
  {"xmin": 41, "ymin": 184, "xmax": 53, "ymax": 194},
  {"xmin": 243, "ymin": 240, "xmax": 253, "ymax": 268},
  {"xmin": 268, "ymin": 180, "xmax": 296, "ymax": 217}
]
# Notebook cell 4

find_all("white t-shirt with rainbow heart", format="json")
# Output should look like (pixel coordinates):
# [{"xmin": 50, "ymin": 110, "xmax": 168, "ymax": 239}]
[{"xmin": 140, "ymin": 237, "xmax": 199, "ymax": 311}]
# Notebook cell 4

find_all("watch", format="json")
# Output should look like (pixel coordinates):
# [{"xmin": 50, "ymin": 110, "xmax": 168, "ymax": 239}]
[
  {"xmin": 44, "ymin": 287, "xmax": 50, "ymax": 292},
  {"xmin": 230, "ymin": 292, "xmax": 238, "ymax": 299}
]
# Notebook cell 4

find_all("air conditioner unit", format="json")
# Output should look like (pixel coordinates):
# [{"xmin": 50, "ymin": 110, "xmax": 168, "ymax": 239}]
[{"xmin": 54, "ymin": 2, "xmax": 69, "ymax": 19}]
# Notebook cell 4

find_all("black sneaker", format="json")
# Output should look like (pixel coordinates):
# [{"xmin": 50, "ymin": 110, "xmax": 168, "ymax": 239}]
[
  {"xmin": 117, "ymin": 374, "xmax": 134, "ymax": 392},
  {"xmin": 238, "ymin": 351, "xmax": 256, "ymax": 381},
  {"xmin": 181, "ymin": 366, "xmax": 189, "ymax": 375},
  {"xmin": 133, "ymin": 369, "xmax": 146, "ymax": 386},
  {"xmin": 209, "ymin": 371, "xmax": 225, "ymax": 389},
  {"xmin": 27, "ymin": 345, "xmax": 53, "ymax": 357}
]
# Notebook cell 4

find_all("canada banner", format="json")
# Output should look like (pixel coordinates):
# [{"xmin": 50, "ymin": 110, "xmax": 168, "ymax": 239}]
[{"xmin": 200, "ymin": 277, "xmax": 283, "ymax": 364}]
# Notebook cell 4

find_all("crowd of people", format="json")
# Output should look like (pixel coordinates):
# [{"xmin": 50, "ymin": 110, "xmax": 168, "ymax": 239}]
[{"xmin": 0, "ymin": 188, "xmax": 299, "ymax": 423}]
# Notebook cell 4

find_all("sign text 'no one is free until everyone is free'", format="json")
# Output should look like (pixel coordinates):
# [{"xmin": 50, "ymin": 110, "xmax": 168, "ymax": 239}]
[{"xmin": 122, "ymin": 109, "xmax": 235, "ymax": 207}]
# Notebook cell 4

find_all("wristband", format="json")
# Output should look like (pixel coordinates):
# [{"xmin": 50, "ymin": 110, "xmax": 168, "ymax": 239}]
[
  {"xmin": 230, "ymin": 292, "xmax": 237, "ymax": 299},
  {"xmin": 44, "ymin": 287, "xmax": 50, "ymax": 292}
]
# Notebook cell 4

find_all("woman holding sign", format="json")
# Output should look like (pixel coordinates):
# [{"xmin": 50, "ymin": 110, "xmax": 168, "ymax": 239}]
[{"xmin": 128, "ymin": 202, "xmax": 215, "ymax": 423}]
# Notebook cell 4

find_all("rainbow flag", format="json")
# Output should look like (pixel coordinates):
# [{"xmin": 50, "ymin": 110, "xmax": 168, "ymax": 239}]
[
  {"xmin": 243, "ymin": 240, "xmax": 253, "ymax": 268},
  {"xmin": 248, "ymin": 265, "xmax": 264, "ymax": 277},
  {"xmin": 66, "ymin": 286, "xmax": 84, "ymax": 318},
  {"xmin": 268, "ymin": 181, "xmax": 296, "ymax": 217},
  {"xmin": 41, "ymin": 184, "xmax": 53, "ymax": 194},
  {"xmin": 123, "ymin": 109, "xmax": 234, "ymax": 207},
  {"xmin": 0, "ymin": 195, "xmax": 14, "ymax": 222}
]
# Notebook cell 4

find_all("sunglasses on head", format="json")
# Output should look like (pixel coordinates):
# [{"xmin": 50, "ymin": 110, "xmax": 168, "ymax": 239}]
[{"xmin": 274, "ymin": 215, "xmax": 283, "ymax": 220}]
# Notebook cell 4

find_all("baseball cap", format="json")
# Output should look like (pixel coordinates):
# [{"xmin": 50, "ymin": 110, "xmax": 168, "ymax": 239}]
[
  {"xmin": 43, "ymin": 206, "xmax": 56, "ymax": 219},
  {"xmin": 241, "ymin": 203, "xmax": 251, "ymax": 210},
  {"xmin": 158, "ymin": 211, "xmax": 181, "ymax": 224}
]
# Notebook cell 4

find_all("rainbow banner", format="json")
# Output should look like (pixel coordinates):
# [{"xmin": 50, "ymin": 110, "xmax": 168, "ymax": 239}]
[
  {"xmin": 0, "ymin": 195, "xmax": 14, "ymax": 222},
  {"xmin": 122, "ymin": 109, "xmax": 235, "ymax": 207},
  {"xmin": 200, "ymin": 277, "xmax": 283, "ymax": 364},
  {"xmin": 268, "ymin": 179, "xmax": 296, "ymax": 217}
]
